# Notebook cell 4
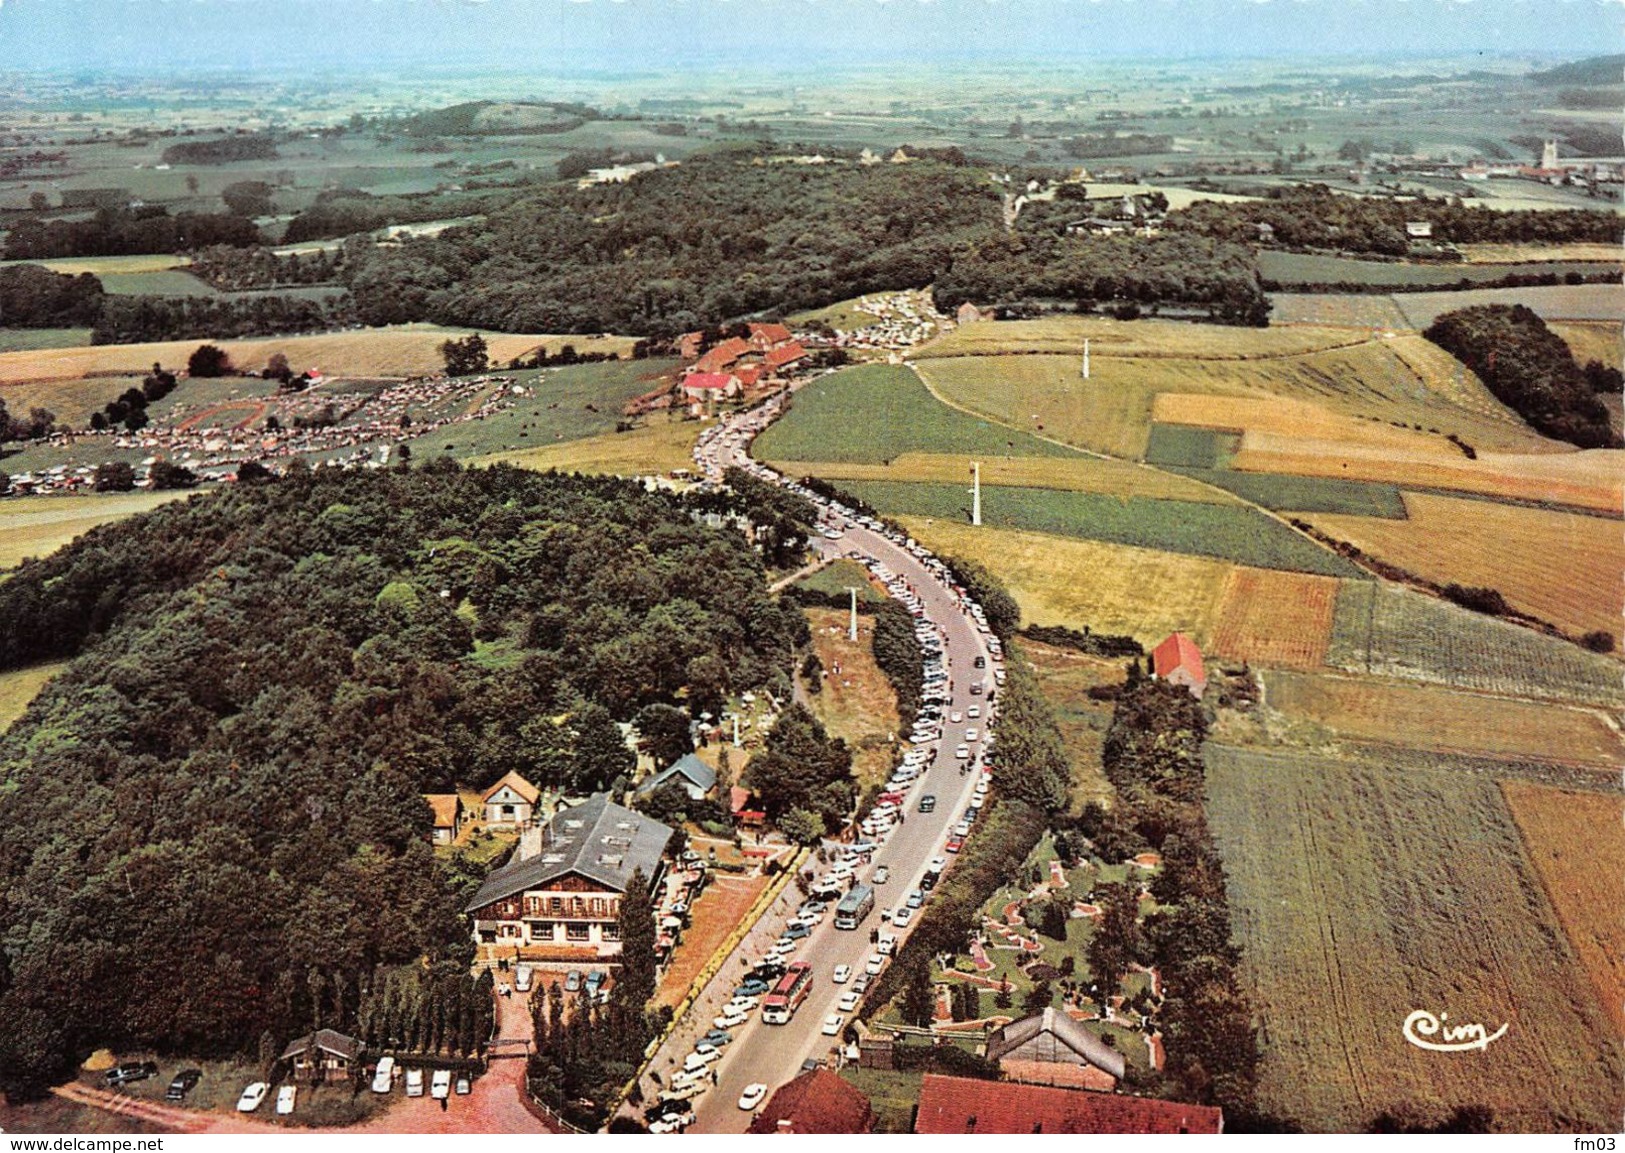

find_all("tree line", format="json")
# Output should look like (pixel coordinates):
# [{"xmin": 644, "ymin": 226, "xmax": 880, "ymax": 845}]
[
  {"xmin": 3, "ymin": 205, "xmax": 260, "ymax": 261},
  {"xmin": 91, "ymin": 292, "xmax": 355, "ymax": 345},
  {"xmin": 0, "ymin": 463, "xmax": 800, "ymax": 1100}
]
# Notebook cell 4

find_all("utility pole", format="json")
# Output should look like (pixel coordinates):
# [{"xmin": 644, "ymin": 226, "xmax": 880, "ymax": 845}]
[
  {"xmin": 970, "ymin": 461, "xmax": 982, "ymax": 526},
  {"xmin": 732, "ymin": 715, "xmax": 741, "ymax": 748},
  {"xmin": 847, "ymin": 587, "xmax": 859, "ymax": 642},
  {"xmin": 1082, "ymin": 338, "xmax": 1090, "ymax": 380}
]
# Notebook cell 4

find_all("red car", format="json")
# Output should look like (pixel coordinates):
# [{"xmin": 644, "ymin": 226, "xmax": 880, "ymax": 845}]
[{"xmin": 945, "ymin": 835, "xmax": 965, "ymax": 854}]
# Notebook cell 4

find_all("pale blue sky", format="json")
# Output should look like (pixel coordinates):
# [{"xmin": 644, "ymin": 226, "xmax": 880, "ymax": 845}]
[{"xmin": 0, "ymin": 0, "xmax": 1618, "ymax": 72}]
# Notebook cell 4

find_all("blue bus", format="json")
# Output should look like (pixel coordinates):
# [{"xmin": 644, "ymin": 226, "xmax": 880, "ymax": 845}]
[{"xmin": 834, "ymin": 883, "xmax": 875, "ymax": 930}]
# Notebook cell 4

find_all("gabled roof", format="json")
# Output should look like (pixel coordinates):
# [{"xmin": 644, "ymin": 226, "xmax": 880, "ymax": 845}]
[
  {"xmin": 1150, "ymin": 632, "xmax": 1205, "ymax": 684},
  {"xmin": 424, "ymin": 793, "xmax": 463, "ymax": 829},
  {"xmin": 280, "ymin": 1029, "xmax": 363, "ymax": 1063},
  {"xmin": 694, "ymin": 337, "xmax": 751, "ymax": 373},
  {"xmin": 730, "ymin": 785, "xmax": 759, "ymax": 815},
  {"xmin": 634, "ymin": 752, "xmax": 717, "ymax": 796},
  {"xmin": 683, "ymin": 372, "xmax": 736, "ymax": 391},
  {"xmin": 986, "ymin": 1007, "xmax": 1126, "ymax": 1079},
  {"xmin": 464, "ymin": 794, "xmax": 671, "ymax": 912},
  {"xmin": 745, "ymin": 1069, "xmax": 874, "ymax": 1134},
  {"xmin": 762, "ymin": 342, "xmax": 806, "ymax": 369},
  {"xmin": 748, "ymin": 322, "xmax": 793, "ymax": 347},
  {"xmin": 914, "ymin": 1074, "xmax": 1221, "ymax": 1134},
  {"xmin": 481, "ymin": 770, "xmax": 540, "ymax": 805}
]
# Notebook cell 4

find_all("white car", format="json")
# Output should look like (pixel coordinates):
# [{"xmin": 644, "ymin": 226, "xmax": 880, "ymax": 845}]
[
  {"xmin": 405, "ymin": 1069, "xmax": 425, "ymax": 1097},
  {"xmin": 739, "ymin": 1083, "xmax": 768, "ymax": 1111},
  {"xmin": 275, "ymin": 1084, "xmax": 297, "ymax": 1115},
  {"xmin": 714, "ymin": 1008, "xmax": 749, "ymax": 1029},
  {"xmin": 873, "ymin": 865, "xmax": 891, "ymax": 885},
  {"xmin": 877, "ymin": 933, "xmax": 897, "ymax": 955},
  {"xmin": 431, "ymin": 1070, "xmax": 452, "ymax": 1100},
  {"xmin": 822, "ymin": 1012, "xmax": 844, "ymax": 1036},
  {"xmin": 236, "ymin": 1082, "xmax": 269, "ymax": 1112},
  {"xmin": 865, "ymin": 953, "xmax": 886, "ymax": 975},
  {"xmin": 975, "ymin": 779, "xmax": 989, "ymax": 797},
  {"xmin": 893, "ymin": 907, "xmax": 913, "ymax": 928},
  {"xmin": 950, "ymin": 710, "xmax": 963, "ymax": 724},
  {"xmin": 833, "ymin": 964, "xmax": 852, "ymax": 984},
  {"xmin": 839, "ymin": 989, "xmax": 861, "ymax": 1012},
  {"xmin": 967, "ymin": 705, "xmax": 981, "ymax": 719},
  {"xmin": 965, "ymin": 728, "xmax": 979, "ymax": 742},
  {"xmin": 955, "ymin": 744, "xmax": 970, "ymax": 760},
  {"xmin": 727, "ymin": 994, "xmax": 761, "ymax": 1013},
  {"xmin": 371, "ymin": 1056, "xmax": 396, "ymax": 1093}
]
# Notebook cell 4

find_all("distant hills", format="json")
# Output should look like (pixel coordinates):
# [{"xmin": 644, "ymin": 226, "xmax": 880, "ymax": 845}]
[
  {"xmin": 399, "ymin": 100, "xmax": 601, "ymax": 136},
  {"xmin": 1529, "ymin": 54, "xmax": 1624, "ymax": 87}
]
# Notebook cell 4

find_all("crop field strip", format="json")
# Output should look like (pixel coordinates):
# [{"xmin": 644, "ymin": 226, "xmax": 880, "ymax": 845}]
[
  {"xmin": 1260, "ymin": 668, "xmax": 1622, "ymax": 768},
  {"xmin": 750, "ymin": 362, "xmax": 1078, "ymax": 464},
  {"xmin": 1206, "ymin": 743, "xmax": 1625, "ymax": 1133},
  {"xmin": 1272, "ymin": 284, "xmax": 1625, "ymax": 330},
  {"xmin": 1326, "ymin": 581, "xmax": 1625, "ymax": 706},
  {"xmin": 895, "ymin": 517, "xmax": 1236, "ymax": 651},
  {"xmin": 838, "ymin": 478, "xmax": 1363, "ymax": 577},
  {"xmin": 472, "ymin": 417, "xmax": 699, "ymax": 479},
  {"xmin": 0, "ymin": 491, "xmax": 194, "ymax": 569},
  {"xmin": 1307, "ymin": 491, "xmax": 1625, "ymax": 641},
  {"xmin": 1207, "ymin": 569, "xmax": 1339, "ymax": 669},
  {"xmin": 1500, "ymin": 781, "xmax": 1625, "ymax": 1037},
  {"xmin": 769, "ymin": 452, "xmax": 1242, "ymax": 505},
  {"xmin": 913, "ymin": 314, "xmax": 1366, "ymax": 361}
]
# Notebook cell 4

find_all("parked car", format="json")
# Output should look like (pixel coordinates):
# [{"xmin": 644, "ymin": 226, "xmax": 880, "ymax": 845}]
[
  {"xmin": 236, "ymin": 1082, "xmax": 270, "ymax": 1112},
  {"xmin": 865, "ymin": 954, "xmax": 886, "ymax": 976},
  {"xmin": 514, "ymin": 964, "xmax": 533, "ymax": 992},
  {"xmin": 822, "ymin": 1012, "xmax": 844, "ymax": 1036},
  {"xmin": 838, "ymin": 989, "xmax": 861, "ymax": 1012},
  {"xmin": 431, "ymin": 1070, "xmax": 452, "ymax": 1100},
  {"xmin": 405, "ymin": 1069, "xmax": 425, "ymax": 1098},
  {"xmin": 852, "ymin": 973, "xmax": 871, "ymax": 993},
  {"xmin": 584, "ymin": 971, "xmax": 606, "ymax": 1001},
  {"xmin": 893, "ymin": 907, "xmax": 913, "ymax": 928},
  {"xmin": 735, "ymin": 978, "xmax": 771, "ymax": 997},
  {"xmin": 946, "ymin": 835, "xmax": 966, "ymax": 853},
  {"xmin": 738, "ymin": 1083, "xmax": 768, "ymax": 1111},
  {"xmin": 701, "ymin": 1029, "xmax": 734, "ymax": 1048},
  {"xmin": 371, "ymin": 1056, "xmax": 396, "ymax": 1094},
  {"xmin": 714, "ymin": 1008, "xmax": 749, "ymax": 1029},
  {"xmin": 564, "ymin": 970, "xmax": 583, "ymax": 993},
  {"xmin": 276, "ymin": 1085, "xmax": 297, "ymax": 1116},
  {"xmin": 455, "ymin": 1074, "xmax": 472, "ymax": 1096},
  {"xmin": 832, "ymin": 964, "xmax": 852, "ymax": 984},
  {"xmin": 906, "ymin": 889, "xmax": 924, "ymax": 909},
  {"xmin": 784, "ymin": 922, "xmax": 812, "ymax": 940},
  {"xmin": 872, "ymin": 864, "xmax": 891, "ymax": 884},
  {"xmin": 104, "ymin": 1061, "xmax": 159, "ymax": 1088},
  {"xmin": 165, "ymin": 1069, "xmax": 201, "ymax": 1101}
]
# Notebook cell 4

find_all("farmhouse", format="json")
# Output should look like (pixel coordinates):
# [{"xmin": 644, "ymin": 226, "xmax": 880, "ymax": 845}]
[
  {"xmin": 464, "ymin": 794, "xmax": 672, "ymax": 958},
  {"xmin": 747, "ymin": 322, "xmax": 794, "ymax": 350},
  {"xmin": 280, "ymin": 1029, "xmax": 364, "ymax": 1085},
  {"xmin": 424, "ymin": 793, "xmax": 465, "ymax": 845},
  {"xmin": 762, "ymin": 342, "xmax": 807, "ymax": 376},
  {"xmin": 683, "ymin": 372, "xmax": 741, "ymax": 401},
  {"xmin": 694, "ymin": 337, "xmax": 752, "ymax": 374},
  {"xmin": 913, "ymin": 1074, "xmax": 1223, "ymax": 1134},
  {"xmin": 986, "ymin": 1007, "xmax": 1126, "ymax": 1090},
  {"xmin": 1150, "ymin": 632, "xmax": 1206, "ymax": 700},
  {"xmin": 482, "ymin": 770, "xmax": 541, "ymax": 828},
  {"xmin": 633, "ymin": 752, "xmax": 717, "ymax": 801},
  {"xmin": 745, "ymin": 1069, "xmax": 875, "ymax": 1133}
]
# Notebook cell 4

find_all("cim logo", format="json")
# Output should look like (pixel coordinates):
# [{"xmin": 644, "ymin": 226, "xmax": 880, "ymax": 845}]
[{"xmin": 1403, "ymin": 1010, "xmax": 1508, "ymax": 1053}]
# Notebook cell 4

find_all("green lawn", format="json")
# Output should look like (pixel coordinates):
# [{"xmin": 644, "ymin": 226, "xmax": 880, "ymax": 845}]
[
  {"xmin": 1169, "ymin": 467, "xmax": 1409, "ymax": 518},
  {"xmin": 1257, "ymin": 250, "xmax": 1620, "ymax": 287},
  {"xmin": 839, "ymin": 1067, "xmax": 922, "ymax": 1132},
  {"xmin": 98, "ymin": 270, "xmax": 221, "ymax": 297},
  {"xmin": 830, "ymin": 479, "xmax": 1364, "ymax": 578},
  {"xmin": 752, "ymin": 363, "xmax": 1079, "ymax": 465},
  {"xmin": 794, "ymin": 558, "xmax": 886, "ymax": 604},
  {"xmin": 0, "ymin": 327, "xmax": 94, "ymax": 351}
]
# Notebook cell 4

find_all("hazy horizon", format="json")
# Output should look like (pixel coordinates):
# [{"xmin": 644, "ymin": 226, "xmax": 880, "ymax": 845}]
[{"xmin": 0, "ymin": 0, "xmax": 1618, "ymax": 74}]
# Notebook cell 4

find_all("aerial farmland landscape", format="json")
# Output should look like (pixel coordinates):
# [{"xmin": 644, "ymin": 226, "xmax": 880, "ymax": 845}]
[{"xmin": 0, "ymin": 0, "xmax": 1619, "ymax": 1141}]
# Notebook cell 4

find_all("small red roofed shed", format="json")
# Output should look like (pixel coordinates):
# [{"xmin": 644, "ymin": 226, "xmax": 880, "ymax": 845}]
[
  {"xmin": 748, "ymin": 321, "xmax": 794, "ymax": 350},
  {"xmin": 1151, "ymin": 632, "xmax": 1206, "ymax": 699}
]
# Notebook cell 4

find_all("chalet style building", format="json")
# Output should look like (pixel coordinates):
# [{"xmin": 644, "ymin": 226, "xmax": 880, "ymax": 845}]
[
  {"xmin": 481, "ymin": 770, "xmax": 541, "ymax": 828},
  {"xmin": 424, "ymin": 794, "xmax": 465, "ymax": 845},
  {"xmin": 633, "ymin": 752, "xmax": 717, "ymax": 802},
  {"xmin": 280, "ymin": 1030, "xmax": 364, "ymax": 1084},
  {"xmin": 464, "ymin": 794, "xmax": 672, "ymax": 959},
  {"xmin": 987, "ymin": 1007, "xmax": 1127, "ymax": 1090}
]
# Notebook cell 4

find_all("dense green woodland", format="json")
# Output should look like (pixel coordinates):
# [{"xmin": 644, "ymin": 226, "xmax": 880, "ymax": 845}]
[{"xmin": 0, "ymin": 463, "xmax": 804, "ymax": 1100}]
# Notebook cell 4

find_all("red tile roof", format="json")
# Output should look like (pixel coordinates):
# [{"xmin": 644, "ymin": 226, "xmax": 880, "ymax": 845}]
[
  {"xmin": 914, "ymin": 1074, "xmax": 1222, "ymax": 1134},
  {"xmin": 683, "ymin": 372, "xmax": 735, "ymax": 392},
  {"xmin": 763, "ymin": 341, "xmax": 806, "ymax": 370},
  {"xmin": 734, "ymin": 364, "xmax": 762, "ymax": 387},
  {"xmin": 481, "ymin": 770, "xmax": 540, "ymax": 805},
  {"xmin": 748, "ymin": 322, "xmax": 794, "ymax": 348},
  {"xmin": 1151, "ymin": 632, "xmax": 1205, "ymax": 684},
  {"xmin": 694, "ymin": 337, "xmax": 751, "ymax": 373},
  {"xmin": 746, "ymin": 1070, "xmax": 874, "ymax": 1134},
  {"xmin": 423, "ymin": 794, "xmax": 462, "ymax": 829}
]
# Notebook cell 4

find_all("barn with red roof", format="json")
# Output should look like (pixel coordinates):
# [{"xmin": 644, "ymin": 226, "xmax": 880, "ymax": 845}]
[{"xmin": 1150, "ymin": 631, "xmax": 1206, "ymax": 699}]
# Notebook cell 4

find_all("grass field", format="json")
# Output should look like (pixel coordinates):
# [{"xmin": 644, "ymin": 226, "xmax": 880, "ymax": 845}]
[
  {"xmin": 1258, "ymin": 250, "xmax": 1619, "ymax": 287},
  {"xmin": 1549, "ymin": 320, "xmax": 1623, "ymax": 370},
  {"xmin": 1389, "ymin": 284, "xmax": 1625, "ymax": 328},
  {"xmin": 472, "ymin": 412, "xmax": 697, "ymax": 477},
  {"xmin": 1458, "ymin": 242, "xmax": 1624, "ymax": 264},
  {"xmin": 0, "ymin": 328, "xmax": 94, "ymax": 352},
  {"xmin": 912, "ymin": 314, "xmax": 1360, "ymax": 361},
  {"xmin": 804, "ymin": 606, "xmax": 902, "ymax": 791},
  {"xmin": 0, "ymin": 325, "xmax": 636, "ymax": 385},
  {"xmin": 1327, "ymin": 581, "xmax": 1625, "ymax": 705},
  {"xmin": 895, "ymin": 518, "xmax": 1236, "ymax": 650},
  {"xmin": 1179, "ymin": 466, "xmax": 1410, "ymax": 518},
  {"xmin": 1022, "ymin": 639, "xmax": 1123, "ymax": 809},
  {"xmin": 0, "ymin": 491, "xmax": 194, "ymax": 569},
  {"xmin": 752, "ymin": 363, "xmax": 1077, "ymax": 464},
  {"xmin": 773, "ymin": 451, "xmax": 1241, "ymax": 505},
  {"xmin": 98, "ymin": 269, "xmax": 220, "ymax": 297},
  {"xmin": 1500, "ymin": 781, "xmax": 1625, "ymax": 1037},
  {"xmin": 839, "ymin": 479, "xmax": 1362, "ymax": 577},
  {"xmin": 794, "ymin": 558, "xmax": 887, "ymax": 605},
  {"xmin": 1309, "ymin": 492, "xmax": 1624, "ymax": 641},
  {"xmin": 840, "ymin": 1067, "xmax": 924, "ymax": 1133},
  {"xmin": 0, "ymin": 661, "xmax": 66, "ymax": 733},
  {"xmin": 1261, "ymin": 669, "xmax": 1621, "ymax": 768},
  {"xmin": 1208, "ymin": 568, "xmax": 1339, "ymax": 670},
  {"xmin": 0, "ymin": 254, "xmax": 190, "ymax": 275},
  {"xmin": 1268, "ymin": 293, "xmax": 1413, "ymax": 329},
  {"xmin": 1206, "ymin": 744, "xmax": 1625, "ymax": 1132}
]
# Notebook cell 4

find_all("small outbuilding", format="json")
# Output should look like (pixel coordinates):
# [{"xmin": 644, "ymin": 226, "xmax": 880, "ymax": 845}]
[
  {"xmin": 280, "ymin": 1029, "xmax": 364, "ymax": 1084},
  {"xmin": 1150, "ymin": 632, "xmax": 1206, "ymax": 700}
]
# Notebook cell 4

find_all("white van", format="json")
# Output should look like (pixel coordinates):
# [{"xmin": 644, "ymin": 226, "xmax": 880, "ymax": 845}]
[
  {"xmin": 514, "ymin": 964, "xmax": 533, "ymax": 992},
  {"xmin": 371, "ymin": 1056, "xmax": 396, "ymax": 1094}
]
